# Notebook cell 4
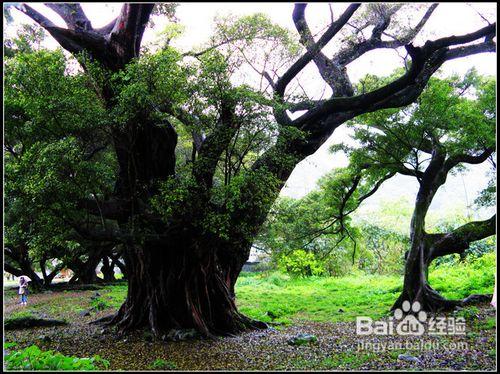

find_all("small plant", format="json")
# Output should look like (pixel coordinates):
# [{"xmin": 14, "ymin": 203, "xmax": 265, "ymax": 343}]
[
  {"xmin": 4, "ymin": 344, "xmax": 110, "ymax": 370},
  {"xmin": 7, "ymin": 310, "xmax": 35, "ymax": 320},
  {"xmin": 477, "ymin": 317, "xmax": 496, "ymax": 330},
  {"xmin": 455, "ymin": 306, "xmax": 480, "ymax": 321},
  {"xmin": 321, "ymin": 352, "xmax": 377, "ymax": 369},
  {"xmin": 150, "ymin": 358, "xmax": 178, "ymax": 370},
  {"xmin": 90, "ymin": 297, "xmax": 110, "ymax": 311}
]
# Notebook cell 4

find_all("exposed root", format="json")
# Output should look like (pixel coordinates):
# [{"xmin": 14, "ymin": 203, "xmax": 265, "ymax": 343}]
[
  {"xmin": 90, "ymin": 313, "xmax": 117, "ymax": 325},
  {"xmin": 461, "ymin": 294, "xmax": 493, "ymax": 306},
  {"xmin": 392, "ymin": 283, "xmax": 461, "ymax": 312}
]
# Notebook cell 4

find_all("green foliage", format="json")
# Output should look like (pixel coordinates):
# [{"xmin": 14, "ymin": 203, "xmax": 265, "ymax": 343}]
[
  {"xmin": 320, "ymin": 352, "xmax": 378, "ymax": 370},
  {"xmin": 4, "ymin": 344, "xmax": 109, "ymax": 371},
  {"xmin": 279, "ymin": 69, "xmax": 498, "ymax": 279},
  {"xmin": 258, "ymin": 175, "xmax": 409, "ymax": 277},
  {"xmin": 341, "ymin": 69, "xmax": 496, "ymax": 204},
  {"xmin": 474, "ymin": 172, "xmax": 496, "ymax": 208},
  {"xmin": 355, "ymin": 220, "xmax": 408, "ymax": 274},
  {"xmin": 4, "ymin": 44, "xmax": 114, "ymax": 266},
  {"xmin": 429, "ymin": 252, "xmax": 496, "ymax": 299},
  {"xmin": 454, "ymin": 306, "xmax": 480, "ymax": 322},
  {"xmin": 4, "ymin": 23, "xmax": 46, "ymax": 56},
  {"xmin": 236, "ymin": 252, "xmax": 495, "ymax": 324},
  {"xmin": 209, "ymin": 12, "xmax": 301, "ymax": 78},
  {"xmin": 3, "ymin": 11, "xmax": 304, "ymax": 279},
  {"xmin": 278, "ymin": 250, "xmax": 325, "ymax": 277},
  {"xmin": 148, "ymin": 3, "xmax": 179, "ymax": 28},
  {"xmin": 477, "ymin": 317, "xmax": 496, "ymax": 330},
  {"xmin": 149, "ymin": 359, "xmax": 178, "ymax": 370},
  {"xmin": 90, "ymin": 297, "xmax": 111, "ymax": 312}
]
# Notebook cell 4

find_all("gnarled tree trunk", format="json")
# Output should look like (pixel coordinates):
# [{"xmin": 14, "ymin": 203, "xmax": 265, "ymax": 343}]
[
  {"xmin": 393, "ymin": 150, "xmax": 496, "ymax": 312},
  {"xmin": 5, "ymin": 245, "xmax": 44, "ymax": 290},
  {"xmin": 100, "ymin": 255, "xmax": 116, "ymax": 282},
  {"xmin": 110, "ymin": 236, "xmax": 265, "ymax": 337},
  {"xmin": 13, "ymin": 2, "xmax": 495, "ymax": 337}
]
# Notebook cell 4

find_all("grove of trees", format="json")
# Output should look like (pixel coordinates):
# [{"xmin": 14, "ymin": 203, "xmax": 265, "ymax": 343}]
[
  {"xmin": 259, "ymin": 71, "xmax": 496, "ymax": 310},
  {"xmin": 4, "ymin": 3, "xmax": 496, "ymax": 338}
]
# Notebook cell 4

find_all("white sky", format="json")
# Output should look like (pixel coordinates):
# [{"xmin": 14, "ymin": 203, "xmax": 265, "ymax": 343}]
[{"xmin": 5, "ymin": 2, "xmax": 497, "ymax": 222}]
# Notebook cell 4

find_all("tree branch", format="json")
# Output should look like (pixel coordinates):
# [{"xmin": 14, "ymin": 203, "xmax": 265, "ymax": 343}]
[
  {"xmin": 44, "ymin": 3, "xmax": 92, "ymax": 31},
  {"xmin": 13, "ymin": 3, "xmax": 155, "ymax": 71},
  {"xmin": 444, "ymin": 147, "xmax": 495, "ymax": 172},
  {"xmin": 292, "ymin": 4, "xmax": 354, "ymax": 96},
  {"xmin": 275, "ymin": 3, "xmax": 361, "ymax": 96},
  {"xmin": 336, "ymin": 4, "xmax": 438, "ymax": 66},
  {"xmin": 429, "ymin": 214, "xmax": 496, "ymax": 261},
  {"xmin": 192, "ymin": 98, "xmax": 238, "ymax": 189}
]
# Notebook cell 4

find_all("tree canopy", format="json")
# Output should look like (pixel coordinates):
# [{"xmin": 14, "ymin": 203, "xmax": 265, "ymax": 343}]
[{"xmin": 4, "ymin": 3, "xmax": 496, "ymax": 334}]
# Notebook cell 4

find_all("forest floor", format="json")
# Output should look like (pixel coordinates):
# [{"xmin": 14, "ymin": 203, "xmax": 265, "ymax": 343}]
[{"xmin": 3, "ymin": 267, "xmax": 497, "ymax": 371}]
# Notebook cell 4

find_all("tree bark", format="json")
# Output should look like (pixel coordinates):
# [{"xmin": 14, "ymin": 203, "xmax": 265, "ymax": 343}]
[
  {"xmin": 109, "ymin": 238, "xmax": 265, "ymax": 338},
  {"xmin": 100, "ymin": 255, "xmax": 116, "ymax": 282},
  {"xmin": 39, "ymin": 257, "xmax": 64, "ymax": 286},
  {"xmin": 393, "ymin": 150, "xmax": 496, "ymax": 312},
  {"xmin": 68, "ymin": 247, "xmax": 105, "ymax": 284},
  {"xmin": 5, "ymin": 245, "xmax": 44, "ymax": 290}
]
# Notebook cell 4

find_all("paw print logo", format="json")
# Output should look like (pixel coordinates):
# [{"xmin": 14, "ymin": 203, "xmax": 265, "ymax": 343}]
[{"xmin": 394, "ymin": 300, "xmax": 427, "ymax": 336}]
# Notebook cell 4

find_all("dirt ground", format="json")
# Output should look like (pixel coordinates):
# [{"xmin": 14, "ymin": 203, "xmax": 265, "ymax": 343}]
[{"xmin": 3, "ymin": 285, "xmax": 497, "ymax": 371}]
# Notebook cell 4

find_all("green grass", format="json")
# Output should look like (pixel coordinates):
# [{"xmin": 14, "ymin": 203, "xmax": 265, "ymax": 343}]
[
  {"xmin": 92, "ymin": 254, "xmax": 495, "ymax": 325},
  {"xmin": 428, "ymin": 252, "xmax": 496, "ymax": 300},
  {"xmin": 235, "ymin": 271, "xmax": 401, "ymax": 324},
  {"xmin": 319, "ymin": 352, "xmax": 378, "ymax": 369},
  {"xmin": 8, "ymin": 310, "xmax": 36, "ymax": 320},
  {"xmin": 5, "ymin": 253, "xmax": 495, "ymax": 327},
  {"xmin": 235, "ymin": 253, "xmax": 495, "ymax": 324},
  {"xmin": 149, "ymin": 359, "xmax": 177, "ymax": 370},
  {"xmin": 101, "ymin": 283, "xmax": 127, "ymax": 309},
  {"xmin": 476, "ymin": 316, "xmax": 496, "ymax": 330}
]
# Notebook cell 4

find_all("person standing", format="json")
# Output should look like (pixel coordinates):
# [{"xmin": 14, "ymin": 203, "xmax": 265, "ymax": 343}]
[
  {"xmin": 18, "ymin": 275, "xmax": 29, "ymax": 306},
  {"xmin": 491, "ymin": 274, "xmax": 497, "ymax": 309}
]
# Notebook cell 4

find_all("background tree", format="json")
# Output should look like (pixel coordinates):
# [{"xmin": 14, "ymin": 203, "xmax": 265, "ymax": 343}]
[
  {"xmin": 256, "ymin": 175, "xmax": 362, "ymax": 277},
  {"xmin": 7, "ymin": 3, "xmax": 496, "ymax": 336},
  {"xmin": 326, "ymin": 71, "xmax": 496, "ymax": 311},
  {"xmin": 4, "ymin": 28, "xmax": 118, "ymax": 287}
]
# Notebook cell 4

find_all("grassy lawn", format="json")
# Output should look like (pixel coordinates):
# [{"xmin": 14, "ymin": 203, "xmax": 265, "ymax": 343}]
[
  {"xmin": 5, "ymin": 253, "xmax": 494, "ymax": 327},
  {"xmin": 235, "ymin": 253, "xmax": 496, "ymax": 325},
  {"xmin": 92, "ymin": 253, "xmax": 496, "ymax": 326}
]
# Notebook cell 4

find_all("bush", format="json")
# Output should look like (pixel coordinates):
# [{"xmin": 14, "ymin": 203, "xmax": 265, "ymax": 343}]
[
  {"xmin": 429, "ymin": 252, "xmax": 496, "ymax": 299},
  {"xmin": 149, "ymin": 359, "xmax": 177, "ymax": 370},
  {"xmin": 278, "ymin": 250, "xmax": 324, "ymax": 277},
  {"xmin": 90, "ymin": 297, "xmax": 110, "ymax": 311},
  {"xmin": 4, "ymin": 344, "xmax": 110, "ymax": 370},
  {"xmin": 323, "ymin": 249, "xmax": 355, "ymax": 277},
  {"xmin": 266, "ymin": 272, "xmax": 291, "ymax": 286}
]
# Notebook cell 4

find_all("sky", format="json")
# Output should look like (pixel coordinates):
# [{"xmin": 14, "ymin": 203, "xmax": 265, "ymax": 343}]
[{"xmin": 5, "ymin": 2, "xmax": 497, "ymax": 222}]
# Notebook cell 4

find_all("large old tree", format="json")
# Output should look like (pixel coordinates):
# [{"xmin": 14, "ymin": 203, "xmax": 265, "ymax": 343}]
[
  {"xmin": 9, "ymin": 3, "xmax": 495, "ymax": 336},
  {"xmin": 324, "ymin": 71, "xmax": 496, "ymax": 311}
]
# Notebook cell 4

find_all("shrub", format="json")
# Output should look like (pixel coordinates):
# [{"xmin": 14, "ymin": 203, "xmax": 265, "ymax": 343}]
[
  {"xmin": 4, "ymin": 344, "xmax": 110, "ymax": 370},
  {"xmin": 150, "ymin": 359, "xmax": 177, "ymax": 370},
  {"xmin": 90, "ymin": 297, "xmax": 110, "ymax": 311},
  {"xmin": 278, "ymin": 250, "xmax": 324, "ymax": 277}
]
